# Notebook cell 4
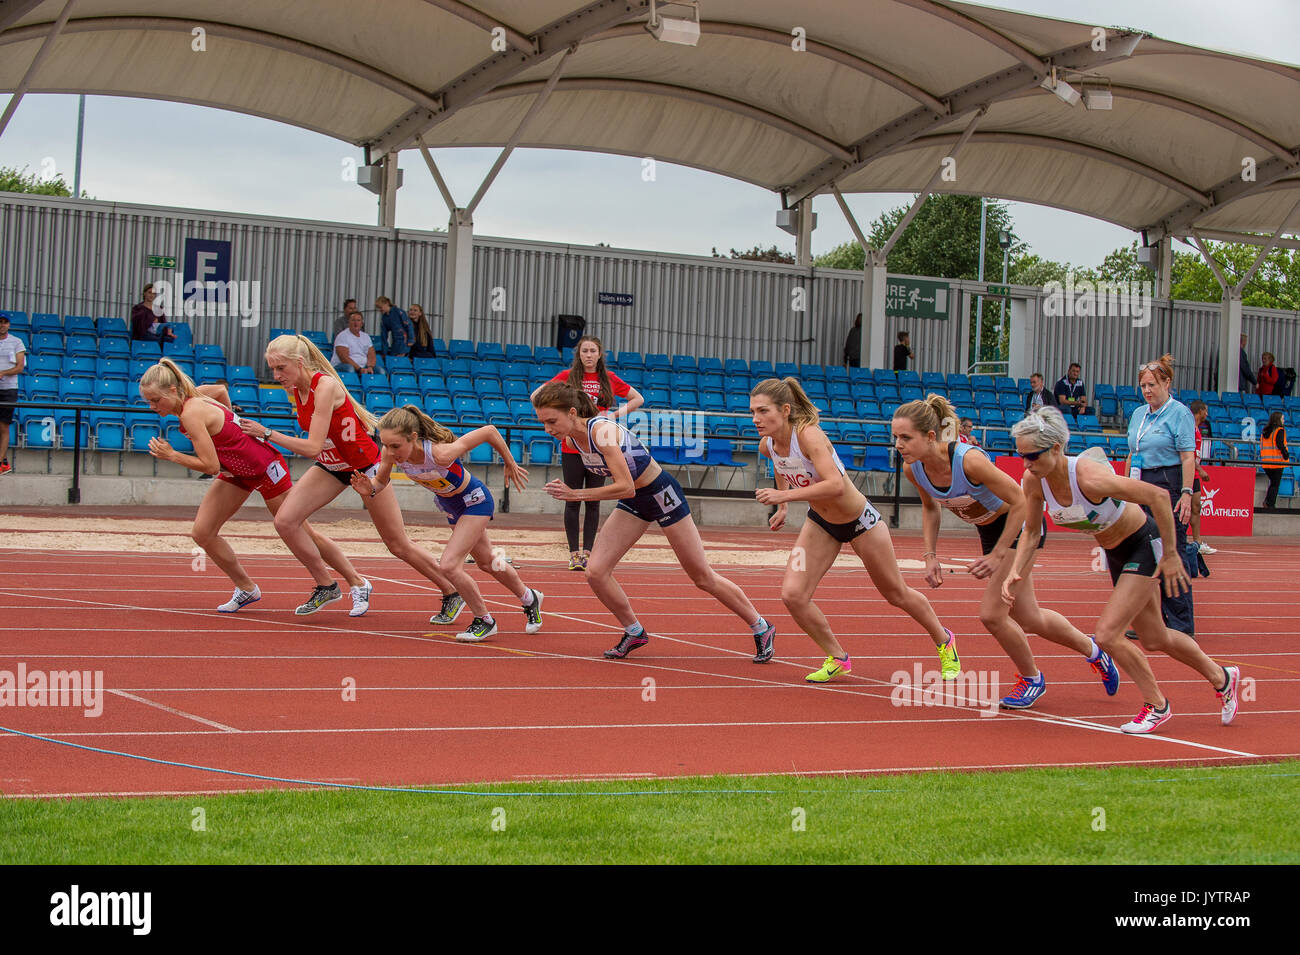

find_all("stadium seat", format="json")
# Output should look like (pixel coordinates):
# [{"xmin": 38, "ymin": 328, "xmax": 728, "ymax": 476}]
[
  {"xmin": 699, "ymin": 357, "xmax": 723, "ymax": 374},
  {"xmin": 672, "ymin": 355, "xmax": 698, "ymax": 372},
  {"xmin": 724, "ymin": 358, "xmax": 749, "ymax": 375},
  {"xmin": 195, "ymin": 344, "xmax": 225, "ymax": 363},
  {"xmin": 32, "ymin": 313, "xmax": 62, "ymax": 334},
  {"xmin": 94, "ymin": 379, "xmax": 128, "ymax": 405},
  {"xmin": 527, "ymin": 436, "xmax": 555, "ymax": 465},
  {"xmin": 64, "ymin": 315, "xmax": 95, "ymax": 335}
]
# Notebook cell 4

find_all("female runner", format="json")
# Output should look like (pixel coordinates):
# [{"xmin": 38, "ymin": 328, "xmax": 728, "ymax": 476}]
[
  {"xmin": 752, "ymin": 378, "xmax": 956, "ymax": 684},
  {"xmin": 352, "ymin": 405, "xmax": 543, "ymax": 642},
  {"xmin": 533, "ymin": 336, "xmax": 644, "ymax": 570},
  {"xmin": 1005, "ymin": 406, "xmax": 1240, "ymax": 733},
  {"xmin": 532, "ymin": 381, "xmax": 774, "ymax": 661},
  {"xmin": 237, "ymin": 334, "xmax": 457, "ymax": 617},
  {"xmin": 893, "ymin": 395, "xmax": 1119, "ymax": 707},
  {"xmin": 139, "ymin": 358, "xmax": 368, "ymax": 614}
]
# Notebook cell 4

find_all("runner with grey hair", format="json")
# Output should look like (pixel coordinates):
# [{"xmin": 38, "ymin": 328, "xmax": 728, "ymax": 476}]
[{"xmin": 1003, "ymin": 407, "xmax": 1240, "ymax": 734}]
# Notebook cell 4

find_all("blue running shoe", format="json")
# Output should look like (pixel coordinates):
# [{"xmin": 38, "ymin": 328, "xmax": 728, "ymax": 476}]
[
  {"xmin": 1000, "ymin": 672, "xmax": 1046, "ymax": 709},
  {"xmin": 1090, "ymin": 649, "xmax": 1120, "ymax": 696}
]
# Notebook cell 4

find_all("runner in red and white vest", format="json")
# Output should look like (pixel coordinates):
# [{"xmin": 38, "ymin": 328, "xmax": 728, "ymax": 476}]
[
  {"xmin": 239, "ymin": 334, "xmax": 458, "ymax": 619},
  {"xmin": 533, "ymin": 336, "xmax": 643, "ymax": 571},
  {"xmin": 139, "ymin": 358, "xmax": 366, "ymax": 615}
]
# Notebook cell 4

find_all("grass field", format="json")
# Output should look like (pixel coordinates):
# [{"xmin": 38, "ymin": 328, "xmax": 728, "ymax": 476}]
[{"xmin": 4, "ymin": 760, "xmax": 1298, "ymax": 865}]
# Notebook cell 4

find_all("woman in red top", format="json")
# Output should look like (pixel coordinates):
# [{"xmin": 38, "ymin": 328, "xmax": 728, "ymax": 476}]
[
  {"xmin": 139, "ymin": 358, "xmax": 365, "ymax": 614},
  {"xmin": 532, "ymin": 336, "xmax": 643, "ymax": 570},
  {"xmin": 1256, "ymin": 352, "xmax": 1279, "ymax": 396},
  {"xmin": 238, "ymin": 334, "xmax": 457, "ymax": 616}
]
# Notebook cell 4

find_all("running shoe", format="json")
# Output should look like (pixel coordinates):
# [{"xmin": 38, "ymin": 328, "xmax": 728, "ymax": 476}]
[
  {"xmin": 752, "ymin": 621, "xmax": 776, "ymax": 663},
  {"xmin": 295, "ymin": 582, "xmax": 342, "ymax": 615},
  {"xmin": 349, "ymin": 578, "xmax": 372, "ymax": 617},
  {"xmin": 604, "ymin": 629, "xmax": 649, "ymax": 659},
  {"xmin": 806, "ymin": 654, "xmax": 851, "ymax": 683},
  {"xmin": 217, "ymin": 585, "xmax": 261, "ymax": 614},
  {"xmin": 1198, "ymin": 542, "xmax": 1217, "ymax": 555},
  {"xmin": 0, "ymin": 461, "xmax": 11, "ymax": 475},
  {"xmin": 1000, "ymin": 672, "xmax": 1046, "ymax": 709},
  {"xmin": 523, "ymin": 590, "xmax": 544, "ymax": 634},
  {"xmin": 1090, "ymin": 649, "xmax": 1121, "ymax": 696},
  {"xmin": 1217, "ymin": 665, "xmax": 1241, "ymax": 725},
  {"xmin": 578, "ymin": 553, "xmax": 589, "ymax": 570},
  {"xmin": 429, "ymin": 592, "xmax": 466, "ymax": 625},
  {"xmin": 456, "ymin": 616, "xmax": 498, "ymax": 643},
  {"xmin": 1120, "ymin": 700, "xmax": 1172, "ymax": 734},
  {"xmin": 937, "ymin": 629, "xmax": 960, "ymax": 680},
  {"xmin": 568, "ymin": 554, "xmax": 583, "ymax": 571}
]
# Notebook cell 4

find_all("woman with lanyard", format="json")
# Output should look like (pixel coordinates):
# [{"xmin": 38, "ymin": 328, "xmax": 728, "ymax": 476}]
[
  {"xmin": 1125, "ymin": 355, "xmax": 1197, "ymax": 637},
  {"xmin": 894, "ymin": 395, "xmax": 1119, "ymax": 707},
  {"xmin": 1004, "ymin": 406, "xmax": 1240, "ymax": 734},
  {"xmin": 753, "ymin": 379, "xmax": 956, "ymax": 684},
  {"xmin": 532, "ymin": 381, "xmax": 775, "ymax": 661},
  {"xmin": 351, "ymin": 405, "xmax": 543, "ymax": 643},
  {"xmin": 238, "ymin": 334, "xmax": 458, "ymax": 617},
  {"xmin": 139, "ymin": 359, "xmax": 366, "ymax": 615},
  {"xmin": 533, "ymin": 336, "xmax": 643, "ymax": 571}
]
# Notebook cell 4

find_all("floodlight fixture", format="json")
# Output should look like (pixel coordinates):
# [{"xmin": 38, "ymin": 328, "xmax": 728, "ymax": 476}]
[{"xmin": 647, "ymin": 0, "xmax": 701, "ymax": 46}]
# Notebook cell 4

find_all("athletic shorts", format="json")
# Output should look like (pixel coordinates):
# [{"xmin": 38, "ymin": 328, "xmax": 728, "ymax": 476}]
[
  {"xmin": 615, "ymin": 470, "xmax": 691, "ymax": 527},
  {"xmin": 1192, "ymin": 475, "xmax": 1202, "ymax": 494},
  {"xmin": 432, "ymin": 474, "xmax": 495, "ymax": 525},
  {"xmin": 217, "ymin": 454, "xmax": 292, "ymax": 499},
  {"xmin": 313, "ymin": 457, "xmax": 381, "ymax": 485},
  {"xmin": 0, "ymin": 389, "xmax": 16, "ymax": 425},
  {"xmin": 976, "ymin": 511, "xmax": 1047, "ymax": 556},
  {"xmin": 1104, "ymin": 516, "xmax": 1164, "ymax": 586},
  {"xmin": 806, "ymin": 498, "xmax": 882, "ymax": 544}
]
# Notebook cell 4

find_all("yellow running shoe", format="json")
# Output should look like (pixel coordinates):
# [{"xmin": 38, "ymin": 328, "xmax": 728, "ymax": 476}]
[
  {"xmin": 806, "ymin": 654, "xmax": 851, "ymax": 683},
  {"xmin": 937, "ymin": 629, "xmax": 960, "ymax": 680}
]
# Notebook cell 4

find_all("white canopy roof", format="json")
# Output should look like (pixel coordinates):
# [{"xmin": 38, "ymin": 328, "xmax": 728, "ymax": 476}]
[{"xmin": 3, "ymin": 0, "xmax": 1298, "ymax": 240}]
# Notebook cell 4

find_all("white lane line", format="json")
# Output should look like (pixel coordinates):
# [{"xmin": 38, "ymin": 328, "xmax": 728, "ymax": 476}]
[{"xmin": 107, "ymin": 690, "xmax": 240, "ymax": 733}]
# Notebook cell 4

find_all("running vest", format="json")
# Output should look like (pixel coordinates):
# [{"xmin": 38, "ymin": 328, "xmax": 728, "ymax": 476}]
[
  {"xmin": 575, "ymin": 417, "xmax": 652, "ymax": 479},
  {"xmin": 293, "ymin": 372, "xmax": 379, "ymax": 471},
  {"xmin": 765, "ymin": 427, "xmax": 846, "ymax": 488},
  {"xmin": 1041, "ymin": 455, "xmax": 1126, "ymax": 533},
  {"xmin": 395, "ymin": 438, "xmax": 470, "ymax": 495},
  {"xmin": 178, "ymin": 396, "xmax": 281, "ymax": 480},
  {"xmin": 909, "ymin": 441, "xmax": 1005, "ymax": 525}
]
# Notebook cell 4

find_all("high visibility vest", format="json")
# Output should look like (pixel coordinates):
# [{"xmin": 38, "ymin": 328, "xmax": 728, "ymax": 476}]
[{"xmin": 1261, "ymin": 428, "xmax": 1286, "ymax": 469}]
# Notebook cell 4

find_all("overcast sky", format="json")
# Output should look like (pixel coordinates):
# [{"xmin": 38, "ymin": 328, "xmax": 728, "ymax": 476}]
[{"xmin": 2, "ymin": 0, "xmax": 1296, "ymax": 269}]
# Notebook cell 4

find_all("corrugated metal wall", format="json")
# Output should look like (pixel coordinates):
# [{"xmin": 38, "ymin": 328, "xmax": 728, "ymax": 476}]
[{"xmin": 3, "ymin": 193, "xmax": 1297, "ymax": 381}]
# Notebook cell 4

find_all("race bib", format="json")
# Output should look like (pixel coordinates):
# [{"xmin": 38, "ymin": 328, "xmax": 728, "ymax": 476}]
[
  {"xmin": 266, "ymin": 461, "xmax": 287, "ymax": 483},
  {"xmin": 463, "ymin": 486, "xmax": 486, "ymax": 507},
  {"xmin": 654, "ymin": 485, "xmax": 681, "ymax": 515}
]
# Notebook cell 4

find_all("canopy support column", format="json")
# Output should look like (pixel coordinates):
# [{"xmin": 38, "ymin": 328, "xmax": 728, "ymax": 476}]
[{"xmin": 0, "ymin": 0, "xmax": 77, "ymax": 139}]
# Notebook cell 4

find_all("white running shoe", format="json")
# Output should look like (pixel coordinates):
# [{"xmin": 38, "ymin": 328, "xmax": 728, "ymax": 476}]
[
  {"xmin": 217, "ymin": 585, "xmax": 261, "ymax": 613},
  {"xmin": 349, "ymin": 579, "xmax": 372, "ymax": 617},
  {"xmin": 523, "ymin": 590, "xmax": 544, "ymax": 634},
  {"xmin": 1120, "ymin": 700, "xmax": 1173, "ymax": 734},
  {"xmin": 456, "ymin": 616, "xmax": 498, "ymax": 643},
  {"xmin": 1218, "ymin": 666, "xmax": 1241, "ymax": 725},
  {"xmin": 1198, "ymin": 541, "xmax": 1217, "ymax": 555}
]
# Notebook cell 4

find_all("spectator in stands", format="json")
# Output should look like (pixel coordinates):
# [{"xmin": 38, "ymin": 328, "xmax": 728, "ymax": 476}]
[
  {"xmin": 1188, "ymin": 400, "xmax": 1214, "ymax": 555},
  {"xmin": 1238, "ymin": 334, "xmax": 1256, "ymax": 393},
  {"xmin": 1261, "ymin": 411, "xmax": 1290, "ymax": 508},
  {"xmin": 332, "ymin": 311, "xmax": 377, "ymax": 374},
  {"xmin": 843, "ymin": 313, "xmax": 862, "ymax": 368},
  {"xmin": 893, "ymin": 331, "xmax": 913, "ymax": 373},
  {"xmin": 376, "ymin": 297, "xmax": 413, "ymax": 359},
  {"xmin": 1053, "ymin": 362, "xmax": 1088, "ymax": 417},
  {"xmin": 130, "ymin": 284, "xmax": 177, "ymax": 343},
  {"xmin": 0, "ymin": 314, "xmax": 24, "ymax": 474},
  {"xmin": 1256, "ymin": 352, "xmax": 1279, "ymax": 396},
  {"xmin": 408, "ymin": 304, "xmax": 437, "ymax": 359},
  {"xmin": 333, "ymin": 299, "xmax": 359, "ymax": 338},
  {"xmin": 957, "ymin": 417, "xmax": 980, "ymax": 446},
  {"xmin": 1023, "ymin": 373, "xmax": 1057, "ymax": 413},
  {"xmin": 1126, "ymin": 354, "xmax": 1197, "ymax": 636}
]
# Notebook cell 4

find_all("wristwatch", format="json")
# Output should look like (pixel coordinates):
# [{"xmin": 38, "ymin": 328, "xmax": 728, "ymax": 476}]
[{"xmin": 1180, "ymin": 487, "xmax": 1193, "ymax": 496}]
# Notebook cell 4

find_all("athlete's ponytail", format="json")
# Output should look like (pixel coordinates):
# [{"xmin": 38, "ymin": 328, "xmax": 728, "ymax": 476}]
[
  {"xmin": 750, "ymin": 377, "xmax": 820, "ymax": 431},
  {"xmin": 266, "ymin": 333, "xmax": 379, "ymax": 433},
  {"xmin": 140, "ymin": 357, "xmax": 202, "ymax": 403},
  {"xmin": 894, "ymin": 393, "xmax": 960, "ymax": 442},
  {"xmin": 379, "ymin": 404, "xmax": 457, "ymax": 444}
]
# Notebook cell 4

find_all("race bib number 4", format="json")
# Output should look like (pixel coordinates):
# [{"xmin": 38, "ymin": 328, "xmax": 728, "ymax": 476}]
[{"xmin": 654, "ymin": 486, "xmax": 681, "ymax": 515}]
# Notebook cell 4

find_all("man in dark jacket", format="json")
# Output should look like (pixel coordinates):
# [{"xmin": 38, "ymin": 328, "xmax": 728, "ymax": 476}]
[
  {"xmin": 1239, "ymin": 333, "xmax": 1257, "ymax": 393},
  {"xmin": 843, "ymin": 314, "xmax": 862, "ymax": 368},
  {"xmin": 1023, "ymin": 373, "xmax": 1057, "ymax": 413}
]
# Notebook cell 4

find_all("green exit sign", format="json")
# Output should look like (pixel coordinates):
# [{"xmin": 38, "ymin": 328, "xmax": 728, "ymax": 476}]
[
  {"xmin": 146, "ymin": 255, "xmax": 176, "ymax": 269},
  {"xmin": 886, "ymin": 278, "xmax": 949, "ymax": 320},
  {"xmin": 986, "ymin": 284, "xmax": 1012, "ymax": 296}
]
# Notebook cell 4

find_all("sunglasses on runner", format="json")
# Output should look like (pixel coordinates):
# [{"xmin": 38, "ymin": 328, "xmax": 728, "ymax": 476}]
[{"xmin": 1019, "ymin": 448, "xmax": 1051, "ymax": 462}]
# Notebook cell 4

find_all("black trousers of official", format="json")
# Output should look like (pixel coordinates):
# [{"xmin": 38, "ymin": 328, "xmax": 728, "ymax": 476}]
[{"xmin": 1138, "ymin": 464, "xmax": 1195, "ymax": 636}]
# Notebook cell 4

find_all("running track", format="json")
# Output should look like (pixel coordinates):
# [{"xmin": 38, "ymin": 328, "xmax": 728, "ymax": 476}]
[{"xmin": 2, "ymin": 516, "xmax": 1296, "ymax": 797}]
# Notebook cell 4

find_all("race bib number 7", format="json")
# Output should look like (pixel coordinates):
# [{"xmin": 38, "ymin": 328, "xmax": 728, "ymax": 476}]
[
  {"xmin": 266, "ymin": 461, "xmax": 287, "ymax": 484},
  {"xmin": 655, "ymin": 486, "xmax": 680, "ymax": 515}
]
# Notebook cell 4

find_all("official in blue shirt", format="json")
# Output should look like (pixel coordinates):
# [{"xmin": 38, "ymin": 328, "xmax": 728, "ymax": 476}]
[
  {"xmin": 376, "ymin": 296, "xmax": 414, "ymax": 358},
  {"xmin": 1126, "ymin": 354, "xmax": 1197, "ymax": 635}
]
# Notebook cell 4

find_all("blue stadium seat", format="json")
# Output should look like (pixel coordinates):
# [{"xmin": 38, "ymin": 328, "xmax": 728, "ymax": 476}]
[
  {"xmin": 194, "ymin": 344, "xmax": 225, "ymax": 363},
  {"xmin": 64, "ymin": 315, "xmax": 95, "ymax": 335},
  {"xmin": 94, "ymin": 379, "xmax": 128, "ymax": 405},
  {"xmin": 504, "ymin": 344, "xmax": 532, "ymax": 362},
  {"xmin": 527, "ymin": 436, "xmax": 555, "ymax": 465},
  {"xmin": 723, "ymin": 358, "xmax": 749, "ymax": 375},
  {"xmin": 644, "ymin": 353, "xmax": 671, "ymax": 371},
  {"xmin": 32, "ymin": 313, "xmax": 62, "ymax": 334},
  {"xmin": 672, "ymin": 355, "xmax": 698, "ymax": 371},
  {"xmin": 751, "ymin": 360, "xmax": 774, "ymax": 377},
  {"xmin": 33, "ymin": 331, "xmax": 65, "ymax": 355},
  {"xmin": 699, "ymin": 357, "xmax": 723, "ymax": 374},
  {"xmin": 168, "ymin": 323, "xmax": 193, "ymax": 346}
]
